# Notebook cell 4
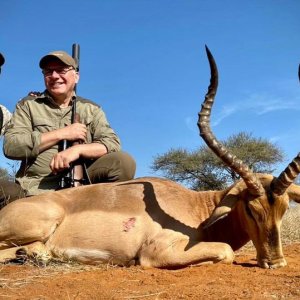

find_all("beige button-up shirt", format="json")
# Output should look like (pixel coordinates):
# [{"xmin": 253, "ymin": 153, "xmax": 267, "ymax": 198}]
[{"xmin": 4, "ymin": 92, "xmax": 121, "ymax": 195}]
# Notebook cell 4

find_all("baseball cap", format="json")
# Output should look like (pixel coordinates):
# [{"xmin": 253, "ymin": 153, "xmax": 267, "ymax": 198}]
[{"xmin": 39, "ymin": 51, "xmax": 78, "ymax": 70}]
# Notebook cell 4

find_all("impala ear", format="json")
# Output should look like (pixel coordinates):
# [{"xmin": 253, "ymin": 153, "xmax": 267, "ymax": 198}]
[
  {"xmin": 287, "ymin": 183, "xmax": 300, "ymax": 204},
  {"xmin": 203, "ymin": 193, "xmax": 239, "ymax": 229}
]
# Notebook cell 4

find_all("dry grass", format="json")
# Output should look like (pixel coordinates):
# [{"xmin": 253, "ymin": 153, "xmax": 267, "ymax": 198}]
[
  {"xmin": 281, "ymin": 203, "xmax": 300, "ymax": 244},
  {"xmin": 0, "ymin": 259, "xmax": 120, "ymax": 290}
]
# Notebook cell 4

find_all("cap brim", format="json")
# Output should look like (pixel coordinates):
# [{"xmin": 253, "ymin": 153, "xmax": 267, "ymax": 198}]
[
  {"xmin": 39, "ymin": 54, "xmax": 63, "ymax": 69},
  {"xmin": 39, "ymin": 52, "xmax": 77, "ymax": 70}
]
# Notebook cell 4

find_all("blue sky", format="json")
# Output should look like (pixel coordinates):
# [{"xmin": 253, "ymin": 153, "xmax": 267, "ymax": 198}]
[{"xmin": 0, "ymin": 0, "xmax": 299, "ymax": 179}]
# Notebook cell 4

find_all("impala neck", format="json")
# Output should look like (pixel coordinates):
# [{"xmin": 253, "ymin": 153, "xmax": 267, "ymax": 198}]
[{"xmin": 201, "ymin": 206, "xmax": 250, "ymax": 251}]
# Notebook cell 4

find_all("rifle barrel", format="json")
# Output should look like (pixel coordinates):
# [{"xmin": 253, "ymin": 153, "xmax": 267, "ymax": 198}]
[
  {"xmin": 58, "ymin": 43, "xmax": 81, "ymax": 189},
  {"xmin": 72, "ymin": 43, "xmax": 80, "ymax": 92}
]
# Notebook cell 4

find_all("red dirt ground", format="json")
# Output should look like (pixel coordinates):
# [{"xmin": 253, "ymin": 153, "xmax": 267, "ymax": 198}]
[{"xmin": 0, "ymin": 243, "xmax": 299, "ymax": 300}]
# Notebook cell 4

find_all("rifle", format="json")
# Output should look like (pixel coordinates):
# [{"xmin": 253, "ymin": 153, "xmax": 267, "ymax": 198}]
[{"xmin": 59, "ymin": 43, "xmax": 90, "ymax": 189}]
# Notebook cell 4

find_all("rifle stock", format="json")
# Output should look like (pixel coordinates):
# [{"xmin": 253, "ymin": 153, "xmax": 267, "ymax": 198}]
[{"xmin": 70, "ymin": 92, "xmax": 84, "ymax": 187}]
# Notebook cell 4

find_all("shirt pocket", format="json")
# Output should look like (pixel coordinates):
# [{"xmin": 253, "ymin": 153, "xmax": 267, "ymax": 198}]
[{"xmin": 33, "ymin": 117, "xmax": 57, "ymax": 133}]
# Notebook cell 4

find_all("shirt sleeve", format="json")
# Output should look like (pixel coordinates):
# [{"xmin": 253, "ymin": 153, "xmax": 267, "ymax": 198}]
[
  {"xmin": 3, "ymin": 99, "xmax": 41, "ymax": 159},
  {"xmin": 91, "ymin": 106, "xmax": 121, "ymax": 153}
]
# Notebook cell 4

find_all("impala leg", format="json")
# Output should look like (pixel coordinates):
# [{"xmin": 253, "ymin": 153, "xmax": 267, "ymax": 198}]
[
  {"xmin": 0, "ymin": 241, "xmax": 51, "ymax": 263},
  {"xmin": 0, "ymin": 246, "xmax": 25, "ymax": 263},
  {"xmin": 0, "ymin": 199, "xmax": 65, "ymax": 250},
  {"xmin": 139, "ymin": 235, "xmax": 235, "ymax": 268}
]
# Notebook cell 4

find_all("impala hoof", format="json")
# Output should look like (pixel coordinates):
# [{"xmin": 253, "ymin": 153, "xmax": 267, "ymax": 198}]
[{"xmin": 258, "ymin": 257, "xmax": 287, "ymax": 269}]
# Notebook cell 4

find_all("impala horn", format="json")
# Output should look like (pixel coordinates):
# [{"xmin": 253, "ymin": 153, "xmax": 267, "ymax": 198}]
[
  {"xmin": 272, "ymin": 65, "xmax": 300, "ymax": 195},
  {"xmin": 272, "ymin": 154, "xmax": 300, "ymax": 195},
  {"xmin": 197, "ymin": 46, "xmax": 264, "ymax": 197}
]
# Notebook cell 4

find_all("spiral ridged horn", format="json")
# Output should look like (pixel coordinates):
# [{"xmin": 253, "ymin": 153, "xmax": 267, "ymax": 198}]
[
  {"xmin": 197, "ymin": 46, "xmax": 264, "ymax": 196},
  {"xmin": 272, "ymin": 65, "xmax": 300, "ymax": 195},
  {"xmin": 272, "ymin": 154, "xmax": 300, "ymax": 195}
]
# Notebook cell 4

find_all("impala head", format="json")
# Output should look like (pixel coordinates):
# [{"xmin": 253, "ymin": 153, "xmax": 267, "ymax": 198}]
[
  {"xmin": 198, "ymin": 46, "xmax": 300, "ymax": 268},
  {"xmin": 237, "ymin": 174, "xmax": 290, "ymax": 268}
]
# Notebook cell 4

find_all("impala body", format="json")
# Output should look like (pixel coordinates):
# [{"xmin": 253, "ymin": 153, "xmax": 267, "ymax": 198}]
[{"xmin": 0, "ymin": 48, "xmax": 299, "ymax": 269}]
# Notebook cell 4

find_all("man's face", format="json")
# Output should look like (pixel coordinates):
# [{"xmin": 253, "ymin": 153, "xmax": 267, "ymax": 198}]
[{"xmin": 43, "ymin": 59, "xmax": 79, "ymax": 101}]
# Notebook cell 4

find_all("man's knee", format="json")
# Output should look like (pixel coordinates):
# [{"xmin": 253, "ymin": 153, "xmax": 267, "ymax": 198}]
[
  {"xmin": 88, "ymin": 151, "xmax": 136, "ymax": 183},
  {"xmin": 115, "ymin": 151, "xmax": 136, "ymax": 181}
]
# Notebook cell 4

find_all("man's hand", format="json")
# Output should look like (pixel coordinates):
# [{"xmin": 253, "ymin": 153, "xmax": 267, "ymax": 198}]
[
  {"xmin": 50, "ymin": 143, "xmax": 108, "ymax": 175},
  {"xmin": 60, "ymin": 123, "xmax": 87, "ymax": 143},
  {"xmin": 50, "ymin": 145, "xmax": 81, "ymax": 174},
  {"xmin": 39, "ymin": 123, "xmax": 87, "ymax": 153}
]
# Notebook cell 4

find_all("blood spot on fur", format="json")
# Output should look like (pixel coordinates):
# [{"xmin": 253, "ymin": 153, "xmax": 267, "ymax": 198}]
[{"xmin": 123, "ymin": 217, "xmax": 136, "ymax": 232}]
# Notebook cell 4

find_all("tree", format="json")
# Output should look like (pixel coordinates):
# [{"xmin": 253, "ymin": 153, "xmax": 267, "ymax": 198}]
[
  {"xmin": 0, "ymin": 161, "xmax": 19, "ymax": 182},
  {"xmin": 151, "ymin": 132, "xmax": 284, "ymax": 191},
  {"xmin": 0, "ymin": 167, "xmax": 10, "ymax": 181}
]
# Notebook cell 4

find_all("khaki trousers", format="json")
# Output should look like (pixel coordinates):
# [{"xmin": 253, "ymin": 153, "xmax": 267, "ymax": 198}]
[{"xmin": 87, "ymin": 151, "xmax": 136, "ymax": 183}]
